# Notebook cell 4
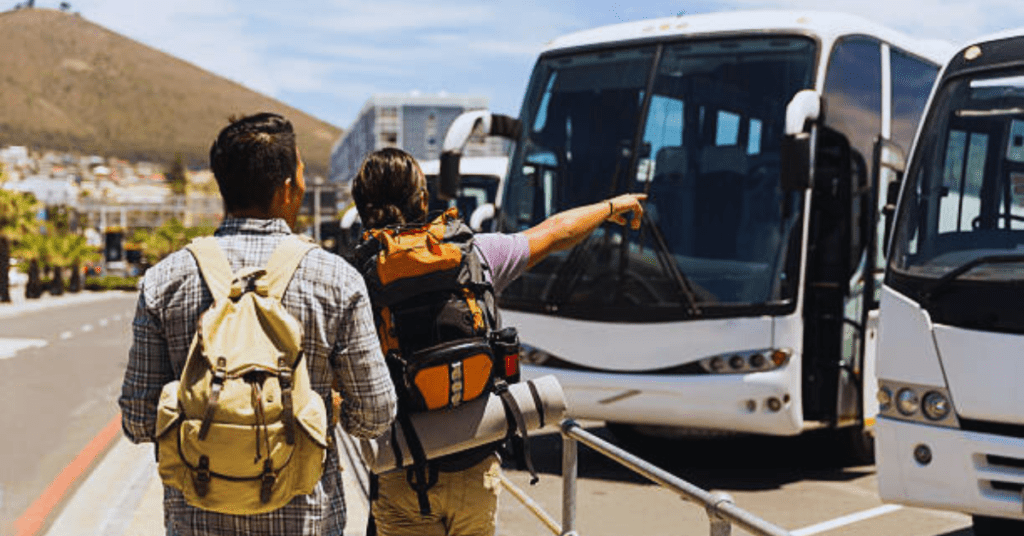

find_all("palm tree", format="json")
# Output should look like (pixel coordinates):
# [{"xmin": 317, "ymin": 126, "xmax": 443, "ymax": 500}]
[
  {"xmin": 14, "ymin": 232, "xmax": 49, "ymax": 299},
  {"xmin": 0, "ymin": 190, "xmax": 41, "ymax": 302},
  {"xmin": 47, "ymin": 234, "xmax": 72, "ymax": 295},
  {"xmin": 131, "ymin": 219, "xmax": 215, "ymax": 266},
  {"xmin": 61, "ymin": 234, "xmax": 100, "ymax": 292}
]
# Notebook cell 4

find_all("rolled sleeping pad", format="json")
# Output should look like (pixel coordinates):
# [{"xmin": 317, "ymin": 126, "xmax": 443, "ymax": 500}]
[{"xmin": 360, "ymin": 375, "xmax": 567, "ymax": 474}]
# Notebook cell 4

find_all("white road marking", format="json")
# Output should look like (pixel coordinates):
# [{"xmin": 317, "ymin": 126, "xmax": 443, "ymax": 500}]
[
  {"xmin": 0, "ymin": 338, "xmax": 48, "ymax": 360},
  {"xmin": 81, "ymin": 324, "xmax": 94, "ymax": 332},
  {"xmin": 98, "ymin": 318, "xmax": 109, "ymax": 327},
  {"xmin": 60, "ymin": 331, "xmax": 74, "ymax": 340},
  {"xmin": 113, "ymin": 314, "xmax": 123, "ymax": 322},
  {"xmin": 791, "ymin": 504, "xmax": 904, "ymax": 536}
]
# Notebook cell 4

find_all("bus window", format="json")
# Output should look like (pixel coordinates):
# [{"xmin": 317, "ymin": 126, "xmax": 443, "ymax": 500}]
[
  {"xmin": 823, "ymin": 37, "xmax": 883, "ymax": 168},
  {"xmin": 891, "ymin": 49, "xmax": 940, "ymax": 153},
  {"xmin": 715, "ymin": 111, "xmax": 741, "ymax": 146},
  {"xmin": 641, "ymin": 94, "xmax": 684, "ymax": 179},
  {"xmin": 747, "ymin": 118, "xmax": 763, "ymax": 155}
]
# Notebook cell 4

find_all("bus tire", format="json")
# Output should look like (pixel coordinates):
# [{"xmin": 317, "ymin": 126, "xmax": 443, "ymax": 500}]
[
  {"xmin": 972, "ymin": 515, "xmax": 1024, "ymax": 535},
  {"xmin": 835, "ymin": 425, "xmax": 874, "ymax": 466}
]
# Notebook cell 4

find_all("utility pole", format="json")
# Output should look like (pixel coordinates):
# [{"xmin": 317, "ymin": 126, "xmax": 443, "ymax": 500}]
[{"xmin": 313, "ymin": 176, "xmax": 324, "ymax": 243}]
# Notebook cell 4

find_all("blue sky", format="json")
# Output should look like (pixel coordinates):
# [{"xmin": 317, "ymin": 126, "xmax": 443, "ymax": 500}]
[{"xmin": 61, "ymin": 0, "xmax": 1024, "ymax": 130}]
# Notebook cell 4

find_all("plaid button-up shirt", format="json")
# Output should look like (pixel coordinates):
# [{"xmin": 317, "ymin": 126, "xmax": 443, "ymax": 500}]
[{"xmin": 119, "ymin": 217, "xmax": 397, "ymax": 536}]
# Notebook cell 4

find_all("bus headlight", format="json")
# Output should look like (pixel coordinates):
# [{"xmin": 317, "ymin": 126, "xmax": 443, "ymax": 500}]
[
  {"xmin": 877, "ymin": 387, "xmax": 893, "ymax": 412},
  {"xmin": 922, "ymin": 391, "xmax": 951, "ymax": 421},
  {"xmin": 878, "ymin": 381, "xmax": 958, "ymax": 427},
  {"xmin": 896, "ymin": 388, "xmax": 920, "ymax": 416},
  {"xmin": 699, "ymin": 348, "xmax": 791, "ymax": 374}
]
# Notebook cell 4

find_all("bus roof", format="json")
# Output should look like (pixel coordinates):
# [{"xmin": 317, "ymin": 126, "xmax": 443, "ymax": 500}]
[
  {"xmin": 544, "ymin": 10, "xmax": 952, "ymax": 65},
  {"xmin": 959, "ymin": 27, "xmax": 1024, "ymax": 49}
]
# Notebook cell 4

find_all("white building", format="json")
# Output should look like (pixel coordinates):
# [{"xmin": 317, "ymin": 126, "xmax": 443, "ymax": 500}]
[{"xmin": 329, "ymin": 93, "xmax": 508, "ymax": 188}]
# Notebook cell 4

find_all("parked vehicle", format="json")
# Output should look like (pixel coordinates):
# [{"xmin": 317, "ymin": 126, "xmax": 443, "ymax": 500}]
[
  {"xmin": 876, "ymin": 29, "xmax": 1024, "ymax": 534},
  {"xmin": 440, "ymin": 11, "xmax": 951, "ymax": 459}
]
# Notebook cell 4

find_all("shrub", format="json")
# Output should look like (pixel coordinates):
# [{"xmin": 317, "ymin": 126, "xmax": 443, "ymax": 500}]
[{"xmin": 84, "ymin": 275, "xmax": 140, "ymax": 291}]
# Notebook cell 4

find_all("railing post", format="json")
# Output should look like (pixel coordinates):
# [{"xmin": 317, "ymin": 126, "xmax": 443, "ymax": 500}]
[
  {"xmin": 707, "ymin": 492, "xmax": 734, "ymax": 536},
  {"xmin": 561, "ymin": 421, "xmax": 579, "ymax": 536}
]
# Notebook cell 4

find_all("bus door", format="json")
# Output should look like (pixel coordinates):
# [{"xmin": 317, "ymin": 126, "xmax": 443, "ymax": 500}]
[{"xmin": 802, "ymin": 37, "xmax": 883, "ymax": 425}]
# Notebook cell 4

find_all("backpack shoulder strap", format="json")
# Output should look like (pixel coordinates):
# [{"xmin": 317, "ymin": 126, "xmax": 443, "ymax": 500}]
[
  {"xmin": 263, "ymin": 235, "xmax": 318, "ymax": 300},
  {"xmin": 186, "ymin": 237, "xmax": 234, "ymax": 302}
]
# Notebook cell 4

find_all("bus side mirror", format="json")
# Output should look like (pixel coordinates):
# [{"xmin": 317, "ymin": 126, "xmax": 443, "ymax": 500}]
[
  {"xmin": 340, "ymin": 206, "xmax": 360, "ymax": 230},
  {"xmin": 439, "ymin": 110, "xmax": 521, "ymax": 201},
  {"xmin": 469, "ymin": 203, "xmax": 496, "ymax": 232},
  {"xmin": 876, "ymin": 139, "xmax": 907, "ymax": 250},
  {"xmin": 780, "ymin": 90, "xmax": 821, "ymax": 192}
]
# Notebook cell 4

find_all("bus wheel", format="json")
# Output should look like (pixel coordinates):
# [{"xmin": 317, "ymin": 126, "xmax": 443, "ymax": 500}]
[
  {"xmin": 972, "ymin": 515, "xmax": 1024, "ymax": 535},
  {"xmin": 835, "ymin": 425, "xmax": 874, "ymax": 466}
]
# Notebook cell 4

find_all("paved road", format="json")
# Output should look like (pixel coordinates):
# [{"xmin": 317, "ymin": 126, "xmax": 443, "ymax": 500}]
[
  {"xmin": 0, "ymin": 293, "xmax": 137, "ymax": 535},
  {"xmin": 0, "ymin": 292, "xmax": 979, "ymax": 536},
  {"xmin": 498, "ymin": 427, "xmax": 973, "ymax": 535}
]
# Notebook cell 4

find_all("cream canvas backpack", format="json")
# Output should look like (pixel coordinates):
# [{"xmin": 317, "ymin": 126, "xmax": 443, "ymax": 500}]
[{"xmin": 154, "ymin": 235, "xmax": 329, "ymax": 515}]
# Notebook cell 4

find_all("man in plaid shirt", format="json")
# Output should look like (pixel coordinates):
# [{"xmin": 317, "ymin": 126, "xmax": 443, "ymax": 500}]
[{"xmin": 119, "ymin": 112, "xmax": 397, "ymax": 535}]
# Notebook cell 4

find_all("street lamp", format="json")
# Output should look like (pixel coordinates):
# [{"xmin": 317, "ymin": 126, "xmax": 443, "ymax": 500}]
[{"xmin": 313, "ymin": 176, "xmax": 324, "ymax": 243}]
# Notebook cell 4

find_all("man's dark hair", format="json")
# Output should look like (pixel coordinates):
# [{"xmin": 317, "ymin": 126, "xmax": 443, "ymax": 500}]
[{"xmin": 210, "ymin": 112, "xmax": 297, "ymax": 213}]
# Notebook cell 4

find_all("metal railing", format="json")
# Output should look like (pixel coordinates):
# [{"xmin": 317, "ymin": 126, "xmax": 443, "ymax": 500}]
[
  {"xmin": 338, "ymin": 419, "xmax": 793, "ymax": 536},
  {"xmin": 504, "ymin": 419, "xmax": 793, "ymax": 536}
]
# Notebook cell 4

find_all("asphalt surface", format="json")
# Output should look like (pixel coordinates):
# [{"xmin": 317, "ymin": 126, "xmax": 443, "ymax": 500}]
[
  {"xmin": 0, "ymin": 292, "xmax": 137, "ymax": 535},
  {"xmin": 0, "ymin": 291, "xmax": 979, "ymax": 536}
]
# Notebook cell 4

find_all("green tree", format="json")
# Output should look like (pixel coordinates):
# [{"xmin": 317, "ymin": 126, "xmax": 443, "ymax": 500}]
[
  {"xmin": 50, "ymin": 233, "xmax": 99, "ymax": 293},
  {"xmin": 0, "ymin": 190, "xmax": 41, "ymax": 302},
  {"xmin": 14, "ymin": 231, "xmax": 50, "ymax": 299},
  {"xmin": 131, "ymin": 219, "xmax": 215, "ymax": 266},
  {"xmin": 166, "ymin": 153, "xmax": 188, "ymax": 196}
]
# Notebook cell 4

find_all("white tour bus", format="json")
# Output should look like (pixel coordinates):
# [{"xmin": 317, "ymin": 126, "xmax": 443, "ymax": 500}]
[
  {"xmin": 440, "ymin": 11, "xmax": 950, "ymax": 458},
  {"xmin": 877, "ymin": 30, "xmax": 1024, "ymax": 534},
  {"xmin": 421, "ymin": 155, "xmax": 508, "ymax": 231}
]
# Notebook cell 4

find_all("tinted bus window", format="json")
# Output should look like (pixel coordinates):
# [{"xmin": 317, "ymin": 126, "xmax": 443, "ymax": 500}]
[
  {"xmin": 823, "ymin": 37, "xmax": 883, "ymax": 165},
  {"xmin": 891, "ymin": 49, "xmax": 940, "ymax": 152}
]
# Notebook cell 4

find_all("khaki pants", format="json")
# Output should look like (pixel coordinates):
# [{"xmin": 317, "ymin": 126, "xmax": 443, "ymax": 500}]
[{"xmin": 373, "ymin": 455, "xmax": 502, "ymax": 536}]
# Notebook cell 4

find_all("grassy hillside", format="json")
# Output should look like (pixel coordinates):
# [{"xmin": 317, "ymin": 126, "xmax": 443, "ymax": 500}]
[{"xmin": 0, "ymin": 8, "xmax": 341, "ymax": 176}]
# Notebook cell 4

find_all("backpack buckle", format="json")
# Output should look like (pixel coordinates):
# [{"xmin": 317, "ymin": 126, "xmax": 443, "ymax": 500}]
[
  {"xmin": 279, "ymin": 358, "xmax": 296, "ymax": 445},
  {"xmin": 195, "ymin": 455, "xmax": 212, "ymax": 497},
  {"xmin": 260, "ymin": 459, "xmax": 276, "ymax": 504},
  {"xmin": 450, "ymin": 362, "xmax": 464, "ymax": 407}
]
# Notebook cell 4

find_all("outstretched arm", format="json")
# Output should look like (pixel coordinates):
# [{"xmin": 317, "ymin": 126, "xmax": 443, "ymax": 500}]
[{"xmin": 522, "ymin": 193, "xmax": 646, "ymax": 269}]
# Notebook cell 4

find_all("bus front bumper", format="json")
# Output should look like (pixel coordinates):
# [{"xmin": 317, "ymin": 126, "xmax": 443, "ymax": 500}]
[
  {"xmin": 522, "ymin": 364, "xmax": 803, "ymax": 436},
  {"xmin": 877, "ymin": 416, "xmax": 1024, "ymax": 520}
]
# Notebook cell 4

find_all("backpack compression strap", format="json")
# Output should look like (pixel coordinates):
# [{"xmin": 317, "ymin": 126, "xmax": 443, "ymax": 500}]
[
  {"xmin": 186, "ymin": 237, "xmax": 235, "ymax": 303},
  {"xmin": 263, "ymin": 235, "xmax": 318, "ymax": 301}
]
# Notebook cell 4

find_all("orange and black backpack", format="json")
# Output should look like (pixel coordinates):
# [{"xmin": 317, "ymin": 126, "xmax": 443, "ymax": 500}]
[{"xmin": 354, "ymin": 208, "xmax": 536, "ymax": 515}]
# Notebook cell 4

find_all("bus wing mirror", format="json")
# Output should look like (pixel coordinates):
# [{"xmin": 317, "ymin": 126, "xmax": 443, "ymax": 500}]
[
  {"xmin": 878, "ymin": 139, "xmax": 907, "ymax": 175},
  {"xmin": 875, "ymin": 139, "xmax": 907, "ymax": 249},
  {"xmin": 340, "ymin": 206, "xmax": 360, "ymax": 230},
  {"xmin": 780, "ymin": 90, "xmax": 821, "ymax": 192},
  {"xmin": 439, "ymin": 110, "xmax": 521, "ymax": 200},
  {"xmin": 469, "ymin": 203, "xmax": 496, "ymax": 232},
  {"xmin": 784, "ymin": 89, "xmax": 821, "ymax": 136}
]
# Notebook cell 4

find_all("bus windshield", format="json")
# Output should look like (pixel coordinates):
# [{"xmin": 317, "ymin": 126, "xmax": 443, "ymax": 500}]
[
  {"xmin": 891, "ymin": 70, "xmax": 1024, "ymax": 283},
  {"xmin": 498, "ymin": 36, "xmax": 816, "ymax": 321}
]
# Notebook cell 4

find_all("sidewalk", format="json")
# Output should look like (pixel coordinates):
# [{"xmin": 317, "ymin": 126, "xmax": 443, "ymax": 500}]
[
  {"xmin": 42, "ymin": 431, "xmax": 372, "ymax": 536},
  {"xmin": 0, "ymin": 288, "xmax": 135, "ymax": 319}
]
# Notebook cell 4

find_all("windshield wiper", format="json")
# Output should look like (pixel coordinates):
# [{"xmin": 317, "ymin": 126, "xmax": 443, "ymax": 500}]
[
  {"xmin": 641, "ymin": 211, "xmax": 701, "ymax": 316},
  {"xmin": 924, "ymin": 254, "xmax": 1024, "ymax": 300}
]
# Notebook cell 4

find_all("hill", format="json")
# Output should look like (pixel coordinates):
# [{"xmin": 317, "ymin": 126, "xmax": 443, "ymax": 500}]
[{"xmin": 0, "ymin": 8, "xmax": 341, "ymax": 176}]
